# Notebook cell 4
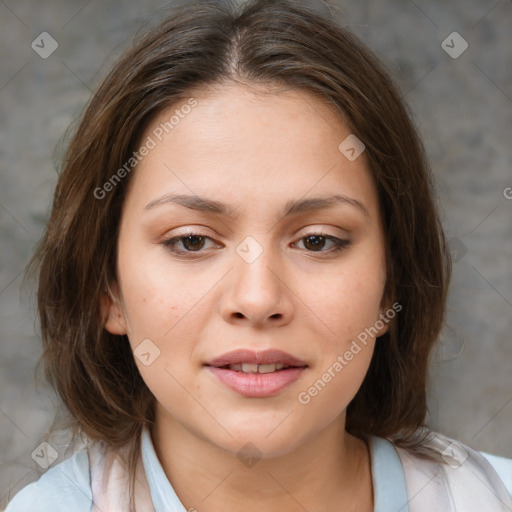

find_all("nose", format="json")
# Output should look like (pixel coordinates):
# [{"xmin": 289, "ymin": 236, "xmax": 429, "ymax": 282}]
[{"xmin": 219, "ymin": 242, "xmax": 294, "ymax": 329}]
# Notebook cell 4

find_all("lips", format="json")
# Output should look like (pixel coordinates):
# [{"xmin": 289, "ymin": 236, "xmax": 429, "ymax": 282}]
[
  {"xmin": 204, "ymin": 349, "xmax": 308, "ymax": 398},
  {"xmin": 205, "ymin": 349, "xmax": 308, "ymax": 370},
  {"xmin": 222, "ymin": 362, "xmax": 290, "ymax": 373}
]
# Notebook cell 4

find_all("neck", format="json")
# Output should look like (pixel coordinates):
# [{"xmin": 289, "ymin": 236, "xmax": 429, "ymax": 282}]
[{"xmin": 151, "ymin": 413, "xmax": 373, "ymax": 512}]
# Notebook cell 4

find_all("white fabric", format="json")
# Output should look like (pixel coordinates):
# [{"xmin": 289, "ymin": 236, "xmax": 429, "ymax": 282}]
[
  {"xmin": 87, "ymin": 429, "xmax": 512, "ymax": 512},
  {"xmin": 5, "ymin": 427, "xmax": 511, "ymax": 511},
  {"xmin": 88, "ymin": 441, "xmax": 154, "ymax": 512},
  {"xmin": 395, "ymin": 431, "xmax": 512, "ymax": 512}
]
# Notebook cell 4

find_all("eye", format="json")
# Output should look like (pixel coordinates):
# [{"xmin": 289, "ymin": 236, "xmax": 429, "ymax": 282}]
[
  {"xmin": 161, "ymin": 231, "xmax": 350, "ymax": 257},
  {"xmin": 293, "ymin": 233, "xmax": 350, "ymax": 253},
  {"xmin": 162, "ymin": 232, "xmax": 220, "ymax": 255}
]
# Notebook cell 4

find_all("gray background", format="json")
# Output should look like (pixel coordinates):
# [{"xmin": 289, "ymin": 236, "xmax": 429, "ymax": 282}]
[{"xmin": 0, "ymin": 0, "xmax": 511, "ymax": 506}]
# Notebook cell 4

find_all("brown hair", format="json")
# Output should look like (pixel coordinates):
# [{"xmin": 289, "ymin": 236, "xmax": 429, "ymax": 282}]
[{"xmin": 30, "ymin": 0, "xmax": 451, "ymax": 502}]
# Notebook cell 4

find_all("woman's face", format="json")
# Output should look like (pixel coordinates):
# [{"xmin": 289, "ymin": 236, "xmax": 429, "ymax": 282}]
[{"xmin": 104, "ymin": 83, "xmax": 389, "ymax": 457}]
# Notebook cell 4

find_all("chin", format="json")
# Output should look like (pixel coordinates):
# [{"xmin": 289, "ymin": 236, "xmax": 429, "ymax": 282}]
[{"xmin": 209, "ymin": 421, "xmax": 311, "ymax": 460}]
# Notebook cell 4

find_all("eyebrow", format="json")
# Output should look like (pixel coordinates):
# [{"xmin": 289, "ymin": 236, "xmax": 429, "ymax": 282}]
[{"xmin": 144, "ymin": 193, "xmax": 370, "ymax": 219}]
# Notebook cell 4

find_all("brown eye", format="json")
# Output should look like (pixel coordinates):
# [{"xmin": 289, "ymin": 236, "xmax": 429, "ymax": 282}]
[
  {"xmin": 181, "ymin": 235, "xmax": 206, "ymax": 251},
  {"xmin": 162, "ymin": 232, "xmax": 218, "ymax": 255},
  {"xmin": 294, "ymin": 233, "xmax": 350, "ymax": 254},
  {"xmin": 303, "ymin": 235, "xmax": 327, "ymax": 251}
]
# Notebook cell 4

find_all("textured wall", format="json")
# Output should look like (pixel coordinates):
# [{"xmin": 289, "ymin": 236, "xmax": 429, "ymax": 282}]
[{"xmin": 0, "ymin": 0, "xmax": 511, "ymax": 506}]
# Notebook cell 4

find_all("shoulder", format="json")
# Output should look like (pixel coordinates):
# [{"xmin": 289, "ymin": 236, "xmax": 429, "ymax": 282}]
[
  {"xmin": 393, "ymin": 431, "xmax": 512, "ymax": 512},
  {"xmin": 4, "ymin": 449, "xmax": 92, "ymax": 512},
  {"xmin": 481, "ymin": 451, "xmax": 512, "ymax": 498}
]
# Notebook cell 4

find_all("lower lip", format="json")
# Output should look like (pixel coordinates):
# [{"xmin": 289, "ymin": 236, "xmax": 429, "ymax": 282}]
[{"xmin": 206, "ymin": 366, "xmax": 307, "ymax": 398}]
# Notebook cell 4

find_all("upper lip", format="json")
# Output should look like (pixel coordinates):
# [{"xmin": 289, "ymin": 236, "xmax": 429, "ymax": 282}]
[{"xmin": 205, "ymin": 349, "xmax": 308, "ymax": 368}]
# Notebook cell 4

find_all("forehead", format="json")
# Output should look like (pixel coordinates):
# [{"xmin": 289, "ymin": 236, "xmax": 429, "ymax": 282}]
[
  {"xmin": 126, "ymin": 82, "xmax": 379, "ymax": 220},
  {"xmin": 154, "ymin": 82, "xmax": 348, "ymax": 155}
]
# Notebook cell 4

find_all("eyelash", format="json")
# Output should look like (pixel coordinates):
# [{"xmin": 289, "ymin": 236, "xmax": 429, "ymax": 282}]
[{"xmin": 161, "ymin": 231, "xmax": 350, "ymax": 257}]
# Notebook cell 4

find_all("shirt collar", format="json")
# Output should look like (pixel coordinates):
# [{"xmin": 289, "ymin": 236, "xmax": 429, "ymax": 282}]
[
  {"xmin": 141, "ymin": 427, "xmax": 409, "ymax": 512},
  {"xmin": 141, "ymin": 427, "xmax": 187, "ymax": 511},
  {"xmin": 370, "ymin": 436, "xmax": 410, "ymax": 512}
]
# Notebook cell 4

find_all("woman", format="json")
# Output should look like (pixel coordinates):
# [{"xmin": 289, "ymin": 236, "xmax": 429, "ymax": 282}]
[{"xmin": 6, "ymin": 0, "xmax": 512, "ymax": 510}]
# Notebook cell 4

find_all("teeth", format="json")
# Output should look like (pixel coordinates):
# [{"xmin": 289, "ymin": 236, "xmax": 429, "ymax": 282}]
[
  {"xmin": 242, "ymin": 363, "xmax": 259, "ymax": 373},
  {"xmin": 226, "ymin": 363, "xmax": 290, "ymax": 373},
  {"xmin": 258, "ymin": 364, "xmax": 278, "ymax": 374}
]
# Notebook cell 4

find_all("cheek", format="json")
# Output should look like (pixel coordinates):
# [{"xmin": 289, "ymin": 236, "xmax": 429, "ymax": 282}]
[
  {"xmin": 294, "ymin": 298, "xmax": 377, "ymax": 437},
  {"xmin": 305, "ymin": 259, "xmax": 386, "ymax": 340},
  {"xmin": 118, "ymin": 248, "xmax": 204, "ymax": 339},
  {"xmin": 295, "ymin": 343, "xmax": 374, "ymax": 438}
]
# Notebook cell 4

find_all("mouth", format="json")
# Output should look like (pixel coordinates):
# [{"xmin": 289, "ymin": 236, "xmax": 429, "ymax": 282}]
[
  {"xmin": 213, "ymin": 362, "xmax": 300, "ymax": 373},
  {"xmin": 204, "ymin": 349, "xmax": 308, "ymax": 397},
  {"xmin": 205, "ymin": 348, "xmax": 308, "ymax": 371}
]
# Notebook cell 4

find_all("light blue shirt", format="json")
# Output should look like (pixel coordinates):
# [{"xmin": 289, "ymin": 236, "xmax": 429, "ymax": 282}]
[{"xmin": 4, "ymin": 429, "xmax": 511, "ymax": 511}]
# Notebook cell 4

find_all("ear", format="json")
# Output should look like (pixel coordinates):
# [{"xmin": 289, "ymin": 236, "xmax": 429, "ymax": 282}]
[
  {"xmin": 375, "ymin": 293, "xmax": 394, "ymax": 338},
  {"xmin": 100, "ymin": 282, "xmax": 127, "ymax": 335}
]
